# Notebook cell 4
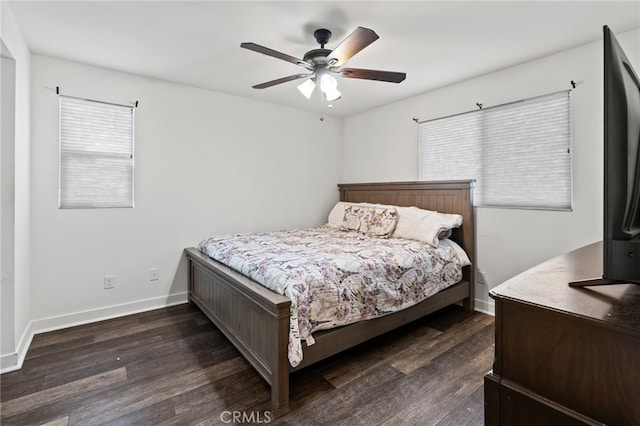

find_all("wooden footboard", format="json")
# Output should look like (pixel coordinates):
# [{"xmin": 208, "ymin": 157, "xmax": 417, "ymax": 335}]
[
  {"xmin": 186, "ymin": 180, "xmax": 475, "ymax": 407},
  {"xmin": 186, "ymin": 248, "xmax": 292, "ymax": 406}
]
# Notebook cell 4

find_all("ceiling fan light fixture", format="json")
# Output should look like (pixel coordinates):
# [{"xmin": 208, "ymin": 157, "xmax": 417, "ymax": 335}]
[
  {"xmin": 319, "ymin": 73, "xmax": 337, "ymax": 92},
  {"xmin": 297, "ymin": 78, "xmax": 316, "ymax": 99},
  {"xmin": 323, "ymin": 87, "xmax": 341, "ymax": 102},
  {"xmin": 320, "ymin": 73, "xmax": 341, "ymax": 102}
]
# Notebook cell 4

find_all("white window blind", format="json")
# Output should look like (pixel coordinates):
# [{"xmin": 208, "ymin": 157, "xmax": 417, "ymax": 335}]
[
  {"xmin": 59, "ymin": 96, "xmax": 134, "ymax": 209},
  {"xmin": 419, "ymin": 90, "xmax": 572, "ymax": 209}
]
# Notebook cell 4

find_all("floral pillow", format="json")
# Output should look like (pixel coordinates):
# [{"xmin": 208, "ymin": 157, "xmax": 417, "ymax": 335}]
[
  {"xmin": 342, "ymin": 205, "xmax": 398, "ymax": 237},
  {"xmin": 341, "ymin": 205, "xmax": 365, "ymax": 231}
]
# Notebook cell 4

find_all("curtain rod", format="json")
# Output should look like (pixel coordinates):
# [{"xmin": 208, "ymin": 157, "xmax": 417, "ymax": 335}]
[
  {"xmin": 56, "ymin": 86, "xmax": 138, "ymax": 109},
  {"xmin": 412, "ymin": 80, "xmax": 578, "ymax": 124}
]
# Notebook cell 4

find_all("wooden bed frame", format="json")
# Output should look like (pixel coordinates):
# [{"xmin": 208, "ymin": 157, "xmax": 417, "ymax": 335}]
[{"xmin": 184, "ymin": 180, "xmax": 475, "ymax": 407}]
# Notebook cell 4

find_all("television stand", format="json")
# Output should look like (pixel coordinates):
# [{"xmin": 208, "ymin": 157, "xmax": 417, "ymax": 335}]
[{"xmin": 484, "ymin": 241, "xmax": 640, "ymax": 425}]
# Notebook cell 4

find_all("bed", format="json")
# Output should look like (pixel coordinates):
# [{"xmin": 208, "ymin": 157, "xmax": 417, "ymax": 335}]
[{"xmin": 184, "ymin": 180, "xmax": 475, "ymax": 407}]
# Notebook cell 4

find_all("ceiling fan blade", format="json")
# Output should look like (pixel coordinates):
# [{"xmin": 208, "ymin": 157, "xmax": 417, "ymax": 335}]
[
  {"xmin": 339, "ymin": 68, "xmax": 406, "ymax": 83},
  {"xmin": 241, "ymin": 42, "xmax": 311, "ymax": 68},
  {"xmin": 325, "ymin": 27, "xmax": 379, "ymax": 67},
  {"xmin": 252, "ymin": 74, "xmax": 311, "ymax": 89}
]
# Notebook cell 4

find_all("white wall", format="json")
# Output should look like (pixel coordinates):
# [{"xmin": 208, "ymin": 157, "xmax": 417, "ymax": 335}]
[
  {"xmin": 29, "ymin": 55, "xmax": 342, "ymax": 330},
  {"xmin": 342, "ymin": 28, "xmax": 640, "ymax": 313},
  {"xmin": 1, "ymin": 0, "xmax": 32, "ymax": 372}
]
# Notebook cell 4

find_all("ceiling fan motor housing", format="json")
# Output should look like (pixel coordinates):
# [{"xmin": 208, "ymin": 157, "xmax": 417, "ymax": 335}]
[
  {"xmin": 313, "ymin": 29, "xmax": 332, "ymax": 48},
  {"xmin": 302, "ymin": 49, "xmax": 332, "ymax": 67}
]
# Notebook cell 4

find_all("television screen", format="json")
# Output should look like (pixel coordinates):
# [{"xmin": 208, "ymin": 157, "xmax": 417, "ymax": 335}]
[
  {"xmin": 605, "ymin": 26, "xmax": 640, "ymax": 242},
  {"xmin": 603, "ymin": 26, "xmax": 640, "ymax": 284},
  {"xmin": 618, "ymin": 62, "xmax": 640, "ymax": 238}
]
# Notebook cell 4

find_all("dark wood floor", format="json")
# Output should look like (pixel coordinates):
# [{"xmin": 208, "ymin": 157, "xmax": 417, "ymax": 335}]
[{"xmin": 0, "ymin": 303, "xmax": 494, "ymax": 426}]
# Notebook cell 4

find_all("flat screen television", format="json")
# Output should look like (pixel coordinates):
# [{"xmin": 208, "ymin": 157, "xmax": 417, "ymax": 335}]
[{"xmin": 572, "ymin": 26, "xmax": 640, "ymax": 286}]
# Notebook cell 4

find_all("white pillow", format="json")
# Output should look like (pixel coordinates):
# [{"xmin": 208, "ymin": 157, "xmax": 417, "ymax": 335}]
[
  {"xmin": 392, "ymin": 206, "xmax": 462, "ymax": 247},
  {"xmin": 327, "ymin": 201, "xmax": 349, "ymax": 228}
]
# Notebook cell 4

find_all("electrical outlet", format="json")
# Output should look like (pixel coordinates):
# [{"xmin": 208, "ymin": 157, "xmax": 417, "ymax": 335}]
[
  {"xmin": 149, "ymin": 268, "xmax": 159, "ymax": 281},
  {"xmin": 477, "ymin": 270, "xmax": 487, "ymax": 286},
  {"xmin": 104, "ymin": 275, "xmax": 115, "ymax": 289}
]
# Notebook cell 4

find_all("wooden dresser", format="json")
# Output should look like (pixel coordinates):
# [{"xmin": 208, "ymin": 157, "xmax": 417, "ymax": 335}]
[{"xmin": 484, "ymin": 241, "xmax": 640, "ymax": 425}]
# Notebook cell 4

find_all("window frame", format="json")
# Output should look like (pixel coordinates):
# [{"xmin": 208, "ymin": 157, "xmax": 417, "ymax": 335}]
[{"xmin": 58, "ymin": 95, "xmax": 135, "ymax": 209}]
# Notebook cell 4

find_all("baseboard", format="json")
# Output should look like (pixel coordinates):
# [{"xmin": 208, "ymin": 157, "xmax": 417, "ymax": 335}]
[
  {"xmin": 33, "ymin": 292, "xmax": 189, "ymax": 334},
  {"xmin": 474, "ymin": 297, "xmax": 495, "ymax": 316},
  {"xmin": 0, "ymin": 353, "xmax": 18, "ymax": 373},
  {"xmin": 1, "ymin": 292, "xmax": 188, "ymax": 374},
  {"xmin": 0, "ymin": 321, "xmax": 33, "ymax": 374}
]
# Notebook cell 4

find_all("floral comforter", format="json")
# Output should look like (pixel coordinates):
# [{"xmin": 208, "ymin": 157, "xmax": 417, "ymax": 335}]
[{"xmin": 198, "ymin": 226, "xmax": 469, "ymax": 367}]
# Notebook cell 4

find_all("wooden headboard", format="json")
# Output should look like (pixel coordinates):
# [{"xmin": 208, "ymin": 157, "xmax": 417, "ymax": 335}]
[{"xmin": 338, "ymin": 180, "xmax": 476, "ymax": 306}]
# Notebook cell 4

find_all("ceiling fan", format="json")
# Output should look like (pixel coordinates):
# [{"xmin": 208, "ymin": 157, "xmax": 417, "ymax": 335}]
[{"xmin": 240, "ymin": 26, "xmax": 406, "ymax": 102}]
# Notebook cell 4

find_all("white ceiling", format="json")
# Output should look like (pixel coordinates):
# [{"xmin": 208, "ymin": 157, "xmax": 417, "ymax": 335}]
[{"xmin": 7, "ymin": 1, "xmax": 640, "ymax": 117}]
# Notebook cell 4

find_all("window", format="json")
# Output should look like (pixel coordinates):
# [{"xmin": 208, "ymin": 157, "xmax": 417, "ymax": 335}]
[
  {"xmin": 59, "ymin": 96, "xmax": 134, "ymax": 209},
  {"xmin": 419, "ymin": 90, "xmax": 572, "ymax": 210}
]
